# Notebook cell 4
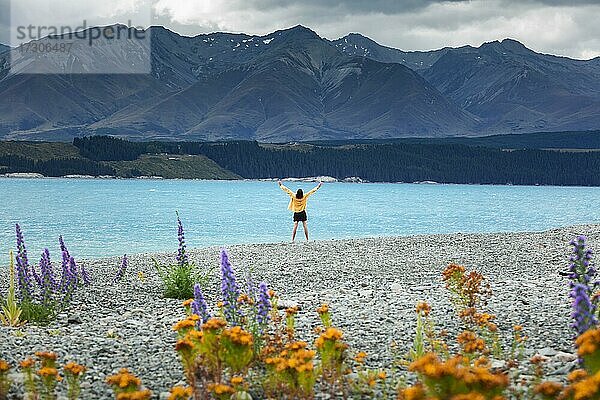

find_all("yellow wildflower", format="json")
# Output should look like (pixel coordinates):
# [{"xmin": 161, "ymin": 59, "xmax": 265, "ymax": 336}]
[
  {"xmin": 0, "ymin": 360, "xmax": 10, "ymax": 372},
  {"xmin": 202, "ymin": 318, "xmax": 227, "ymax": 331},
  {"xmin": 317, "ymin": 304, "xmax": 329, "ymax": 315},
  {"xmin": 231, "ymin": 376, "xmax": 244, "ymax": 385},
  {"xmin": 415, "ymin": 302, "xmax": 431, "ymax": 316},
  {"xmin": 37, "ymin": 367, "xmax": 60, "ymax": 378},
  {"xmin": 398, "ymin": 384, "xmax": 427, "ymax": 400},
  {"xmin": 208, "ymin": 383, "xmax": 235, "ymax": 396},
  {"xmin": 568, "ymin": 369, "xmax": 588, "ymax": 383},
  {"xmin": 168, "ymin": 385, "xmax": 193, "ymax": 400},
  {"xmin": 175, "ymin": 338, "xmax": 195, "ymax": 353},
  {"xmin": 577, "ymin": 328, "xmax": 600, "ymax": 357},
  {"xmin": 172, "ymin": 319, "xmax": 196, "ymax": 332},
  {"xmin": 106, "ymin": 368, "xmax": 142, "ymax": 389},
  {"xmin": 534, "ymin": 381, "xmax": 563, "ymax": 397},
  {"xmin": 63, "ymin": 362, "xmax": 86, "ymax": 376},
  {"xmin": 285, "ymin": 306, "xmax": 299, "ymax": 316},
  {"xmin": 355, "ymin": 351, "xmax": 367, "ymax": 364},
  {"xmin": 221, "ymin": 326, "xmax": 253, "ymax": 346},
  {"xmin": 20, "ymin": 358, "xmax": 35, "ymax": 369},
  {"xmin": 116, "ymin": 389, "xmax": 152, "ymax": 400},
  {"xmin": 34, "ymin": 352, "xmax": 57, "ymax": 361}
]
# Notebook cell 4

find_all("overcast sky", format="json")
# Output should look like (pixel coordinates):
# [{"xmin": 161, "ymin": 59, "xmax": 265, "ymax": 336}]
[{"xmin": 2, "ymin": 0, "xmax": 599, "ymax": 59}]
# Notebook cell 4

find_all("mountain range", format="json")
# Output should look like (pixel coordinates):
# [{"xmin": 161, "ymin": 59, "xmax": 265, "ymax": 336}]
[{"xmin": 0, "ymin": 25, "xmax": 598, "ymax": 141}]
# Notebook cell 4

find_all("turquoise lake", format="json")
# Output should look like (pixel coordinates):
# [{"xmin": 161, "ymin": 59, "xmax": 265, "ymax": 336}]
[{"xmin": 0, "ymin": 178, "xmax": 598, "ymax": 264}]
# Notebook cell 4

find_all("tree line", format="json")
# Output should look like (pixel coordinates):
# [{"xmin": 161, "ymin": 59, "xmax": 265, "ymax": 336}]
[
  {"xmin": 69, "ymin": 136, "xmax": 600, "ymax": 186},
  {"xmin": 0, "ymin": 155, "xmax": 115, "ymax": 177}
]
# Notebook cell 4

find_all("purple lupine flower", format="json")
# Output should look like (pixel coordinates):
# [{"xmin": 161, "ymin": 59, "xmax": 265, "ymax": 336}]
[
  {"xmin": 59, "ymin": 235, "xmax": 70, "ymax": 258},
  {"xmin": 15, "ymin": 223, "xmax": 32, "ymax": 300},
  {"xmin": 568, "ymin": 235, "xmax": 599, "ymax": 338},
  {"xmin": 571, "ymin": 283, "xmax": 598, "ymax": 336},
  {"xmin": 246, "ymin": 269, "xmax": 257, "ymax": 302},
  {"xmin": 31, "ymin": 262, "xmax": 42, "ymax": 287},
  {"xmin": 256, "ymin": 282, "xmax": 271, "ymax": 328},
  {"xmin": 114, "ymin": 254, "xmax": 128, "ymax": 283},
  {"xmin": 176, "ymin": 212, "xmax": 189, "ymax": 267},
  {"xmin": 39, "ymin": 249, "xmax": 56, "ymax": 304},
  {"xmin": 61, "ymin": 256, "xmax": 78, "ymax": 304},
  {"xmin": 192, "ymin": 283, "xmax": 210, "ymax": 324},
  {"xmin": 60, "ymin": 250, "xmax": 70, "ymax": 289},
  {"xmin": 80, "ymin": 263, "xmax": 91, "ymax": 286},
  {"xmin": 220, "ymin": 249, "xmax": 240, "ymax": 324},
  {"xmin": 59, "ymin": 236, "xmax": 73, "ymax": 286}
]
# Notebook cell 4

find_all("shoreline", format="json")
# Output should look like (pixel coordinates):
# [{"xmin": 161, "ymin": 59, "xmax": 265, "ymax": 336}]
[
  {"xmin": 52, "ymin": 223, "xmax": 600, "ymax": 263},
  {"xmin": 1, "ymin": 224, "xmax": 598, "ymax": 398},
  {"xmin": 3, "ymin": 174, "xmax": 600, "ymax": 188}
]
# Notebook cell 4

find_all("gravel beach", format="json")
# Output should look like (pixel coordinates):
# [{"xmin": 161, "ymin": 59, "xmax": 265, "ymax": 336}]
[{"xmin": 1, "ymin": 224, "xmax": 598, "ymax": 399}]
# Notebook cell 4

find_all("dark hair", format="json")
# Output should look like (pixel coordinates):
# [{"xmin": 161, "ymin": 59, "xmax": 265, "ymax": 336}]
[{"xmin": 296, "ymin": 189, "xmax": 303, "ymax": 199}]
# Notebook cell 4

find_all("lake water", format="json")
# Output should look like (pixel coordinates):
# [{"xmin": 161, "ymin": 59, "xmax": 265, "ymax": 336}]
[{"xmin": 0, "ymin": 178, "xmax": 598, "ymax": 264}]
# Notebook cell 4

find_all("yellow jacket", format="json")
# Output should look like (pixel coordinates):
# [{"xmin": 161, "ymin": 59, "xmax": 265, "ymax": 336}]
[{"xmin": 280, "ymin": 183, "xmax": 320, "ymax": 212}]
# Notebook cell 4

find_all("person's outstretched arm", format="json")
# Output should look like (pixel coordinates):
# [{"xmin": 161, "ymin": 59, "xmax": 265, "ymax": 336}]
[
  {"xmin": 278, "ymin": 180, "xmax": 294, "ymax": 196},
  {"xmin": 305, "ymin": 181, "xmax": 323, "ymax": 197}
]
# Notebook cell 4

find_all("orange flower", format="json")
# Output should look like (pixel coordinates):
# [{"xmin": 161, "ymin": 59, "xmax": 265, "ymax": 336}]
[
  {"xmin": 534, "ymin": 381, "xmax": 563, "ymax": 397},
  {"xmin": 168, "ymin": 385, "xmax": 193, "ymax": 400},
  {"xmin": 474, "ymin": 357, "xmax": 490, "ymax": 368},
  {"xmin": 442, "ymin": 263, "xmax": 465, "ymax": 281},
  {"xmin": 0, "ymin": 360, "xmax": 10, "ymax": 372},
  {"xmin": 172, "ymin": 319, "xmax": 196, "ymax": 332},
  {"xmin": 221, "ymin": 326, "xmax": 254, "ymax": 346},
  {"xmin": 399, "ymin": 384, "xmax": 427, "ymax": 400},
  {"xmin": 63, "ymin": 362, "xmax": 86, "ymax": 376},
  {"xmin": 315, "ymin": 327, "xmax": 344, "ymax": 349},
  {"xmin": 457, "ymin": 331, "xmax": 486, "ymax": 354},
  {"xmin": 237, "ymin": 294, "xmax": 254, "ymax": 305},
  {"xmin": 175, "ymin": 338, "xmax": 195, "ymax": 353},
  {"xmin": 568, "ymin": 369, "xmax": 588, "ymax": 383},
  {"xmin": 208, "ymin": 383, "xmax": 235, "ymax": 396},
  {"xmin": 34, "ymin": 352, "xmax": 57, "ymax": 361},
  {"xmin": 37, "ymin": 367, "xmax": 60, "ymax": 378},
  {"xmin": 355, "ymin": 351, "xmax": 367, "ymax": 364},
  {"xmin": 317, "ymin": 304, "xmax": 329, "ymax": 315},
  {"xmin": 285, "ymin": 306, "xmax": 299, "ymax": 316},
  {"xmin": 576, "ymin": 328, "xmax": 600, "ymax": 357},
  {"xmin": 415, "ymin": 302, "xmax": 431, "ymax": 316},
  {"xmin": 20, "ymin": 358, "xmax": 35, "ymax": 369},
  {"xmin": 530, "ymin": 355, "xmax": 547, "ymax": 365},
  {"xmin": 202, "ymin": 318, "xmax": 227, "ymax": 331},
  {"xmin": 106, "ymin": 368, "xmax": 142, "ymax": 389},
  {"xmin": 231, "ymin": 376, "xmax": 244, "ymax": 385},
  {"xmin": 182, "ymin": 299, "xmax": 194, "ymax": 307}
]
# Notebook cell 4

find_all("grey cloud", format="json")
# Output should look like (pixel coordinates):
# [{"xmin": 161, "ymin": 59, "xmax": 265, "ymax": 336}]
[{"xmin": 243, "ymin": 0, "xmax": 468, "ymax": 14}]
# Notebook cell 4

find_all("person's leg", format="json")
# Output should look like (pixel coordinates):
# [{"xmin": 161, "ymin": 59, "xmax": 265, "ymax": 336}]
[
  {"xmin": 302, "ymin": 221, "xmax": 309, "ymax": 241},
  {"xmin": 292, "ymin": 221, "xmax": 299, "ymax": 242}
]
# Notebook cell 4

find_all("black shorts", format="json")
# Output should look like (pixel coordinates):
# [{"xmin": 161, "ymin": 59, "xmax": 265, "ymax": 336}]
[{"xmin": 293, "ymin": 211, "xmax": 307, "ymax": 222}]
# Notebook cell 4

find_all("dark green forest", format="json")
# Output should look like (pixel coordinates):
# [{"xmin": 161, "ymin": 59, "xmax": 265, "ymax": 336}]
[
  {"xmin": 0, "ymin": 154, "xmax": 115, "ymax": 177},
  {"xmin": 2, "ymin": 132, "xmax": 600, "ymax": 185},
  {"xmin": 70, "ymin": 135, "xmax": 600, "ymax": 186}
]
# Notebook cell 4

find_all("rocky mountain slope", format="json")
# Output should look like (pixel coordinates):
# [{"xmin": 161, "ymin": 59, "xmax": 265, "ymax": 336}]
[{"xmin": 0, "ymin": 26, "xmax": 598, "ymax": 141}]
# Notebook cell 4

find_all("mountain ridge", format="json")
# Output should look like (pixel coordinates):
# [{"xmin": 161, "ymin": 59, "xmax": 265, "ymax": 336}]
[{"xmin": 0, "ymin": 25, "xmax": 598, "ymax": 141}]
